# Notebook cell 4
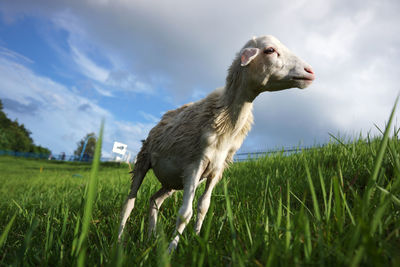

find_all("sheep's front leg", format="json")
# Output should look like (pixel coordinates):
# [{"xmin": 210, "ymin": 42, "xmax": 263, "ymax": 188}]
[
  {"xmin": 168, "ymin": 163, "xmax": 204, "ymax": 252},
  {"xmin": 195, "ymin": 174, "xmax": 221, "ymax": 234}
]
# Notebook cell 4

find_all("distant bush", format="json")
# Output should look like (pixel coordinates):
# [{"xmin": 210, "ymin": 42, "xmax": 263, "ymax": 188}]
[
  {"xmin": 74, "ymin": 132, "xmax": 97, "ymax": 159},
  {"xmin": 0, "ymin": 99, "xmax": 51, "ymax": 155}
]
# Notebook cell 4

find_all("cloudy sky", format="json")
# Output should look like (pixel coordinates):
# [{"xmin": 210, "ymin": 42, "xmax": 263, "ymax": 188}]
[{"xmin": 0, "ymin": 0, "xmax": 399, "ymax": 158}]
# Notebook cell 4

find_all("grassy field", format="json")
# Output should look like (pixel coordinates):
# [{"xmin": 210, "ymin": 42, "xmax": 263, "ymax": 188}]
[{"xmin": 1, "ymin": 124, "xmax": 400, "ymax": 266}]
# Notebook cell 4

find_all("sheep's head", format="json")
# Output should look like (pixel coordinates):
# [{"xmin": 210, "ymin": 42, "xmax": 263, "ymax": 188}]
[{"xmin": 239, "ymin": 35, "xmax": 315, "ymax": 93}]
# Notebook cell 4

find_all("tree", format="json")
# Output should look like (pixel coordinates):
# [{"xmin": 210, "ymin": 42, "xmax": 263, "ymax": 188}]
[
  {"xmin": 0, "ymin": 99, "xmax": 51, "ymax": 154},
  {"xmin": 74, "ymin": 132, "xmax": 97, "ymax": 159}
]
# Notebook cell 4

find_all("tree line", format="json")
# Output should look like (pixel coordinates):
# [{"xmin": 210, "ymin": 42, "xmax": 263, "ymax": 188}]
[{"xmin": 0, "ymin": 100, "xmax": 51, "ymax": 155}]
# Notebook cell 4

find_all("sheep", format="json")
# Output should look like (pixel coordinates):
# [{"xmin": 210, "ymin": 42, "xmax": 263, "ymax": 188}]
[{"xmin": 118, "ymin": 35, "xmax": 315, "ymax": 251}]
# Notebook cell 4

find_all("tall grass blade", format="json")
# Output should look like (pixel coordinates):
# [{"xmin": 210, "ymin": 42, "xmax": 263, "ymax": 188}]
[
  {"xmin": 156, "ymin": 225, "xmax": 171, "ymax": 267},
  {"xmin": 76, "ymin": 120, "xmax": 104, "ymax": 266},
  {"xmin": 276, "ymin": 192, "xmax": 282, "ymax": 232},
  {"xmin": 303, "ymin": 215, "xmax": 312, "ymax": 260},
  {"xmin": 370, "ymin": 202, "xmax": 389, "ymax": 235},
  {"xmin": 71, "ymin": 216, "xmax": 81, "ymax": 256},
  {"xmin": 339, "ymin": 186, "xmax": 355, "ymax": 226},
  {"xmin": 363, "ymin": 97, "xmax": 398, "ymax": 214},
  {"xmin": 244, "ymin": 217, "xmax": 253, "ymax": 246},
  {"xmin": 197, "ymin": 201, "xmax": 214, "ymax": 267},
  {"xmin": 285, "ymin": 181, "xmax": 291, "ymax": 251},
  {"xmin": 376, "ymin": 186, "xmax": 400, "ymax": 206},
  {"xmin": 304, "ymin": 159, "xmax": 321, "ymax": 221},
  {"xmin": 326, "ymin": 179, "xmax": 333, "ymax": 223},
  {"xmin": 318, "ymin": 165, "xmax": 328, "ymax": 218},
  {"xmin": 369, "ymin": 97, "xmax": 398, "ymax": 183},
  {"xmin": 350, "ymin": 246, "xmax": 365, "ymax": 267},
  {"xmin": 332, "ymin": 176, "xmax": 343, "ymax": 232},
  {"xmin": 18, "ymin": 217, "xmax": 39, "ymax": 263},
  {"xmin": 223, "ymin": 179, "xmax": 244, "ymax": 267},
  {"xmin": 0, "ymin": 213, "xmax": 16, "ymax": 248},
  {"xmin": 329, "ymin": 133, "xmax": 347, "ymax": 148},
  {"xmin": 223, "ymin": 179, "xmax": 236, "ymax": 241},
  {"xmin": 290, "ymin": 191, "xmax": 313, "ymax": 217}
]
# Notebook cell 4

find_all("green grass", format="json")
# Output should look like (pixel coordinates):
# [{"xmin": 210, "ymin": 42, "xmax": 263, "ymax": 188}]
[{"xmin": 1, "ymin": 123, "xmax": 400, "ymax": 266}]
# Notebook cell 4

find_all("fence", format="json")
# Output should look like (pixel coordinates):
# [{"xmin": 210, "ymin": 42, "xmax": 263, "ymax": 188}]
[
  {"xmin": 0, "ymin": 150, "xmax": 113, "ymax": 162},
  {"xmin": 233, "ymin": 146, "xmax": 321, "ymax": 162},
  {"xmin": 1, "ymin": 146, "xmax": 322, "ymax": 163},
  {"xmin": 0, "ymin": 150, "xmax": 51, "ymax": 160}
]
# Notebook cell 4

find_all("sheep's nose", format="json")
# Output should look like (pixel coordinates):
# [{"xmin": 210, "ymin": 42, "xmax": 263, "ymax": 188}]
[{"xmin": 304, "ymin": 66, "xmax": 314, "ymax": 75}]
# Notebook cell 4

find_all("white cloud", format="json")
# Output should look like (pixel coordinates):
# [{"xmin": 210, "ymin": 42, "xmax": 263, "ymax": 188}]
[
  {"xmin": 0, "ymin": 54, "xmax": 107, "ymax": 152},
  {"xmin": 70, "ymin": 45, "xmax": 109, "ymax": 82},
  {"xmin": 1, "ymin": 0, "xmax": 400, "ymax": 153},
  {"xmin": 0, "ymin": 53, "xmax": 152, "ymax": 156},
  {"xmin": 50, "ymin": 9, "xmax": 155, "ymax": 96},
  {"xmin": 0, "ymin": 46, "xmax": 34, "ymax": 64},
  {"xmin": 305, "ymin": 10, "xmax": 373, "ymax": 62},
  {"xmin": 105, "ymin": 71, "xmax": 154, "ymax": 94},
  {"xmin": 93, "ymin": 84, "xmax": 114, "ymax": 97},
  {"xmin": 139, "ymin": 111, "xmax": 160, "ymax": 123}
]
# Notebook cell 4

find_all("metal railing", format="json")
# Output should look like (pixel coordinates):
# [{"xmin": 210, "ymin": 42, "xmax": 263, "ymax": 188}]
[
  {"xmin": 1, "ymin": 145, "xmax": 323, "ymax": 163},
  {"xmin": 233, "ymin": 146, "xmax": 322, "ymax": 162},
  {"xmin": 0, "ymin": 150, "xmax": 113, "ymax": 162}
]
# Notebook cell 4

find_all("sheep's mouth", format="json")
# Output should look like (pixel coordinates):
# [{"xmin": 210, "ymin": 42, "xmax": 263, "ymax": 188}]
[
  {"xmin": 292, "ymin": 76, "xmax": 314, "ymax": 81},
  {"xmin": 291, "ymin": 75, "xmax": 315, "ymax": 89}
]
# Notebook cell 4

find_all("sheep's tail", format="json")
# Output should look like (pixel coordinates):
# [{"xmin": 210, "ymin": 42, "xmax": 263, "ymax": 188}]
[{"xmin": 118, "ymin": 142, "xmax": 151, "ymax": 241}]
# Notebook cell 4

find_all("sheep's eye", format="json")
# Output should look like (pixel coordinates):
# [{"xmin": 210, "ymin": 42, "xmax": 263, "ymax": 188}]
[{"xmin": 264, "ymin": 47, "xmax": 275, "ymax": 54}]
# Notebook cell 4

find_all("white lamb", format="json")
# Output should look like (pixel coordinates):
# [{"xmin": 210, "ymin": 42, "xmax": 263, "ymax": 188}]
[{"xmin": 118, "ymin": 35, "xmax": 315, "ymax": 251}]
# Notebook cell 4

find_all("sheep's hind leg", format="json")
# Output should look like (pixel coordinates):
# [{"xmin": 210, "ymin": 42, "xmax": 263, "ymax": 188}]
[
  {"xmin": 168, "ymin": 163, "xmax": 205, "ymax": 252},
  {"xmin": 195, "ymin": 174, "xmax": 221, "ymax": 235},
  {"xmin": 118, "ymin": 160, "xmax": 149, "ymax": 241},
  {"xmin": 168, "ymin": 183, "xmax": 196, "ymax": 252},
  {"xmin": 148, "ymin": 187, "xmax": 175, "ymax": 237}
]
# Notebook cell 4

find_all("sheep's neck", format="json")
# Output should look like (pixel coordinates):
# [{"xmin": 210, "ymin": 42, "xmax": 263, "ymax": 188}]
[{"xmin": 219, "ymin": 80, "xmax": 255, "ymax": 136}]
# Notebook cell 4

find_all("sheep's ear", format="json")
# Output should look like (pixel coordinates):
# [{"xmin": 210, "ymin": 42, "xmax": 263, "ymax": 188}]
[{"xmin": 240, "ymin": 48, "xmax": 260, "ymax": 66}]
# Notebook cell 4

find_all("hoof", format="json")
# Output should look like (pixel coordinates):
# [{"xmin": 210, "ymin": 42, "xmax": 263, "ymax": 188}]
[{"xmin": 168, "ymin": 236, "xmax": 179, "ymax": 253}]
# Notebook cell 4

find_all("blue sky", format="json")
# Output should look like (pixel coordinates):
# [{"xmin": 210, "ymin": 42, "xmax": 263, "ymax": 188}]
[{"xmin": 0, "ymin": 0, "xmax": 399, "ymax": 158}]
